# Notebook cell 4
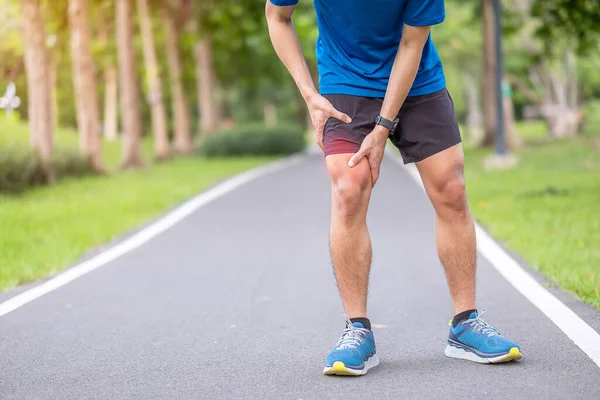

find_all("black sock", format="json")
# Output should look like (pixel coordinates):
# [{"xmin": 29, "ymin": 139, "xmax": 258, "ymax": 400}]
[
  {"xmin": 453, "ymin": 309, "xmax": 477, "ymax": 327},
  {"xmin": 350, "ymin": 317, "xmax": 371, "ymax": 331}
]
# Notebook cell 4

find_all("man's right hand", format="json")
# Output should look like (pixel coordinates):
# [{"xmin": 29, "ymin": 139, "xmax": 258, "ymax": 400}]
[
  {"xmin": 266, "ymin": 3, "xmax": 350, "ymax": 150},
  {"xmin": 306, "ymin": 94, "xmax": 352, "ymax": 150}
]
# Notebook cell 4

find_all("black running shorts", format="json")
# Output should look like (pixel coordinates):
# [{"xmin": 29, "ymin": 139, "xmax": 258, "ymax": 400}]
[{"xmin": 323, "ymin": 88, "xmax": 462, "ymax": 163}]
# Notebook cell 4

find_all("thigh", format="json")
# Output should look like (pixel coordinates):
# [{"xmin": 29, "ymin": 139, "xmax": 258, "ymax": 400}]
[
  {"xmin": 322, "ymin": 95, "xmax": 382, "ymax": 157},
  {"xmin": 416, "ymin": 143, "xmax": 465, "ymax": 190},
  {"xmin": 390, "ymin": 88, "xmax": 462, "ymax": 164},
  {"xmin": 416, "ymin": 143, "xmax": 466, "ymax": 211}
]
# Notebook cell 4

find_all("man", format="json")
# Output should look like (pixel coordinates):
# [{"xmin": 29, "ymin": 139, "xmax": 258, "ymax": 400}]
[{"xmin": 265, "ymin": 0, "xmax": 521, "ymax": 376}]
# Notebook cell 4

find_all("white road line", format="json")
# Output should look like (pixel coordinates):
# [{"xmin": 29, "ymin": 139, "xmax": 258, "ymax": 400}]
[
  {"xmin": 0, "ymin": 155, "xmax": 306, "ymax": 318},
  {"xmin": 388, "ymin": 151, "xmax": 600, "ymax": 368}
]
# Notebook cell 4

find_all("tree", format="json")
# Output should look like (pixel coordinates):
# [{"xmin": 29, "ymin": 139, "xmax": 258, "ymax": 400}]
[
  {"xmin": 43, "ymin": 0, "xmax": 84, "ymax": 130},
  {"xmin": 116, "ymin": 0, "xmax": 144, "ymax": 167},
  {"xmin": 175, "ymin": 0, "xmax": 307, "ymax": 131},
  {"xmin": 178, "ymin": 0, "xmax": 218, "ymax": 135},
  {"xmin": 432, "ymin": 2, "xmax": 482, "ymax": 141},
  {"xmin": 0, "ymin": 2, "xmax": 24, "ymax": 85},
  {"xmin": 162, "ymin": 1, "xmax": 192, "ymax": 154},
  {"xmin": 192, "ymin": 0, "xmax": 289, "ymax": 129},
  {"xmin": 481, "ymin": 0, "xmax": 497, "ymax": 146},
  {"xmin": 195, "ymin": 36, "xmax": 218, "ymax": 135},
  {"xmin": 94, "ymin": 3, "xmax": 119, "ymax": 141},
  {"xmin": 48, "ymin": 38, "xmax": 58, "ymax": 128},
  {"xmin": 479, "ymin": 0, "xmax": 519, "ymax": 148},
  {"xmin": 137, "ymin": 0, "xmax": 169, "ymax": 160},
  {"xmin": 20, "ymin": 0, "xmax": 54, "ymax": 168},
  {"xmin": 68, "ymin": 0, "xmax": 103, "ymax": 171},
  {"xmin": 532, "ymin": 0, "xmax": 600, "ymax": 54},
  {"xmin": 103, "ymin": 63, "xmax": 118, "ymax": 140},
  {"xmin": 502, "ymin": 0, "xmax": 582, "ymax": 139}
]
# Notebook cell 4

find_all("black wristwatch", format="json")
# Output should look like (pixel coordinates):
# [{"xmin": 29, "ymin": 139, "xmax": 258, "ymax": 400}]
[{"xmin": 375, "ymin": 115, "xmax": 399, "ymax": 135}]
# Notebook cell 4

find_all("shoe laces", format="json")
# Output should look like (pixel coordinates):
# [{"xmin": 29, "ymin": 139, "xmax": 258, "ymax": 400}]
[
  {"xmin": 335, "ymin": 314, "xmax": 370, "ymax": 349},
  {"xmin": 464, "ymin": 309, "xmax": 500, "ymax": 337}
]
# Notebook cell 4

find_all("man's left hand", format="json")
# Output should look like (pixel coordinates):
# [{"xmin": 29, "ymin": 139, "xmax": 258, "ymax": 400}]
[{"xmin": 347, "ymin": 126, "xmax": 389, "ymax": 187}]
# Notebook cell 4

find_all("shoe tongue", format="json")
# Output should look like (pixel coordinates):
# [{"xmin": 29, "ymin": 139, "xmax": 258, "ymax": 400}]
[
  {"xmin": 469, "ymin": 311, "xmax": 479, "ymax": 319},
  {"xmin": 351, "ymin": 322, "xmax": 365, "ymax": 329}
]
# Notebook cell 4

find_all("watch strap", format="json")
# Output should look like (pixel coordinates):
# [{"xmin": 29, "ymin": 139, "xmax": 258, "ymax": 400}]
[{"xmin": 375, "ymin": 115, "xmax": 398, "ymax": 135}]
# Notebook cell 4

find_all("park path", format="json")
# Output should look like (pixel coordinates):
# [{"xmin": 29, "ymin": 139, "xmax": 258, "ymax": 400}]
[{"xmin": 1, "ymin": 152, "xmax": 599, "ymax": 399}]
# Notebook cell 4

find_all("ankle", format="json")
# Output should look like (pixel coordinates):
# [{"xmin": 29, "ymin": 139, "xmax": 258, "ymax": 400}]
[
  {"xmin": 349, "ymin": 317, "xmax": 371, "ymax": 331},
  {"xmin": 453, "ymin": 303, "xmax": 477, "ymax": 316},
  {"xmin": 452, "ymin": 308, "xmax": 477, "ymax": 327}
]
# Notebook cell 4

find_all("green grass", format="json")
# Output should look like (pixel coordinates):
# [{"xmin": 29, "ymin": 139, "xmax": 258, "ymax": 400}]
[
  {"xmin": 514, "ymin": 119, "xmax": 549, "ymax": 141},
  {"xmin": 464, "ymin": 123, "xmax": 600, "ymax": 308},
  {"xmin": 0, "ymin": 117, "xmax": 276, "ymax": 291}
]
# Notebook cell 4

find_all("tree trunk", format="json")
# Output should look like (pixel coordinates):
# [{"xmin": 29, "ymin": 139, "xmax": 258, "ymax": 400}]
[
  {"xmin": 554, "ymin": 110, "xmax": 580, "ymax": 138},
  {"xmin": 196, "ymin": 38, "xmax": 219, "ymax": 135},
  {"xmin": 103, "ymin": 65, "xmax": 118, "ymax": 140},
  {"xmin": 163, "ymin": 5, "xmax": 193, "ymax": 154},
  {"xmin": 481, "ymin": 0, "xmax": 496, "ymax": 147},
  {"xmin": 544, "ymin": 105, "xmax": 580, "ymax": 138},
  {"xmin": 116, "ymin": 0, "xmax": 144, "ymax": 167},
  {"xmin": 49, "ymin": 52, "xmax": 58, "ymax": 128},
  {"xmin": 69, "ymin": 0, "xmax": 104, "ymax": 171},
  {"xmin": 192, "ymin": 40, "xmax": 204, "ymax": 135},
  {"xmin": 547, "ymin": 51, "xmax": 580, "ymax": 139},
  {"xmin": 534, "ymin": 55, "xmax": 580, "ymax": 139},
  {"xmin": 97, "ymin": 23, "xmax": 118, "ymax": 141},
  {"xmin": 263, "ymin": 101, "xmax": 277, "ymax": 127},
  {"xmin": 137, "ymin": 0, "xmax": 170, "ymax": 160},
  {"xmin": 20, "ymin": 0, "xmax": 54, "ymax": 170},
  {"xmin": 180, "ymin": 0, "xmax": 218, "ymax": 136},
  {"xmin": 463, "ymin": 72, "xmax": 483, "ymax": 143}
]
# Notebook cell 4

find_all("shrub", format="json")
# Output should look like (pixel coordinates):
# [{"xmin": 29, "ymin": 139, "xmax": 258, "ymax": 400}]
[
  {"xmin": 0, "ymin": 147, "xmax": 44, "ymax": 193},
  {"xmin": 0, "ymin": 147, "xmax": 94, "ymax": 194},
  {"xmin": 51, "ymin": 149, "xmax": 95, "ymax": 178},
  {"xmin": 197, "ymin": 124, "xmax": 306, "ymax": 157},
  {"xmin": 582, "ymin": 100, "xmax": 600, "ymax": 138}
]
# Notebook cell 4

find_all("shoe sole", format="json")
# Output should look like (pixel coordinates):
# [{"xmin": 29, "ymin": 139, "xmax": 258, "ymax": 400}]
[
  {"xmin": 445, "ymin": 345, "xmax": 522, "ymax": 364},
  {"xmin": 323, "ymin": 354, "xmax": 380, "ymax": 376}
]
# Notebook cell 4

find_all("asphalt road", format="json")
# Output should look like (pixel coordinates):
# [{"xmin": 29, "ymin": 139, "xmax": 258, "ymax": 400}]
[{"xmin": 1, "ymin": 153, "xmax": 599, "ymax": 399}]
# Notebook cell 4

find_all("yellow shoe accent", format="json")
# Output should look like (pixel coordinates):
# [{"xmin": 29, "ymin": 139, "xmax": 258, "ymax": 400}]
[
  {"xmin": 324, "ymin": 361, "xmax": 360, "ymax": 376},
  {"xmin": 493, "ymin": 347, "xmax": 522, "ymax": 363}
]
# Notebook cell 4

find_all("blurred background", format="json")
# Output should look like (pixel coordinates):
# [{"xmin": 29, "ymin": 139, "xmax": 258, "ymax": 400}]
[{"xmin": 0, "ymin": 1, "xmax": 598, "ymax": 309}]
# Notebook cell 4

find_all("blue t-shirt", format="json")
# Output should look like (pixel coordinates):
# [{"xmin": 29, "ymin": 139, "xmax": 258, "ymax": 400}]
[{"xmin": 269, "ymin": 0, "xmax": 446, "ymax": 98}]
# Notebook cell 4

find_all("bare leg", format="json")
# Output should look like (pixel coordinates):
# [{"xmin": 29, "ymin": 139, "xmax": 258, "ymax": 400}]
[
  {"xmin": 326, "ymin": 154, "xmax": 373, "ymax": 318},
  {"xmin": 416, "ymin": 144, "xmax": 477, "ymax": 315}
]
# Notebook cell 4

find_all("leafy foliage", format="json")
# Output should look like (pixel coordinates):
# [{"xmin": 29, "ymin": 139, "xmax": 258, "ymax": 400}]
[
  {"xmin": 532, "ymin": 0, "xmax": 600, "ymax": 54},
  {"xmin": 2, "ymin": 0, "xmax": 600, "ymax": 137},
  {"xmin": 197, "ymin": 124, "xmax": 306, "ymax": 157}
]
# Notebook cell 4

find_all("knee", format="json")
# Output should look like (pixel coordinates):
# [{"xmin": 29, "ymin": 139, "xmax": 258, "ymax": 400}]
[
  {"xmin": 331, "ymin": 170, "xmax": 370, "ymax": 221},
  {"xmin": 431, "ymin": 174, "xmax": 468, "ymax": 215}
]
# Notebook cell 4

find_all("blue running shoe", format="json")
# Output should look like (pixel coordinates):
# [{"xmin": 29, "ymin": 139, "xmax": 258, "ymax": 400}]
[
  {"xmin": 323, "ymin": 315, "xmax": 379, "ymax": 376},
  {"xmin": 445, "ymin": 309, "xmax": 522, "ymax": 364}
]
